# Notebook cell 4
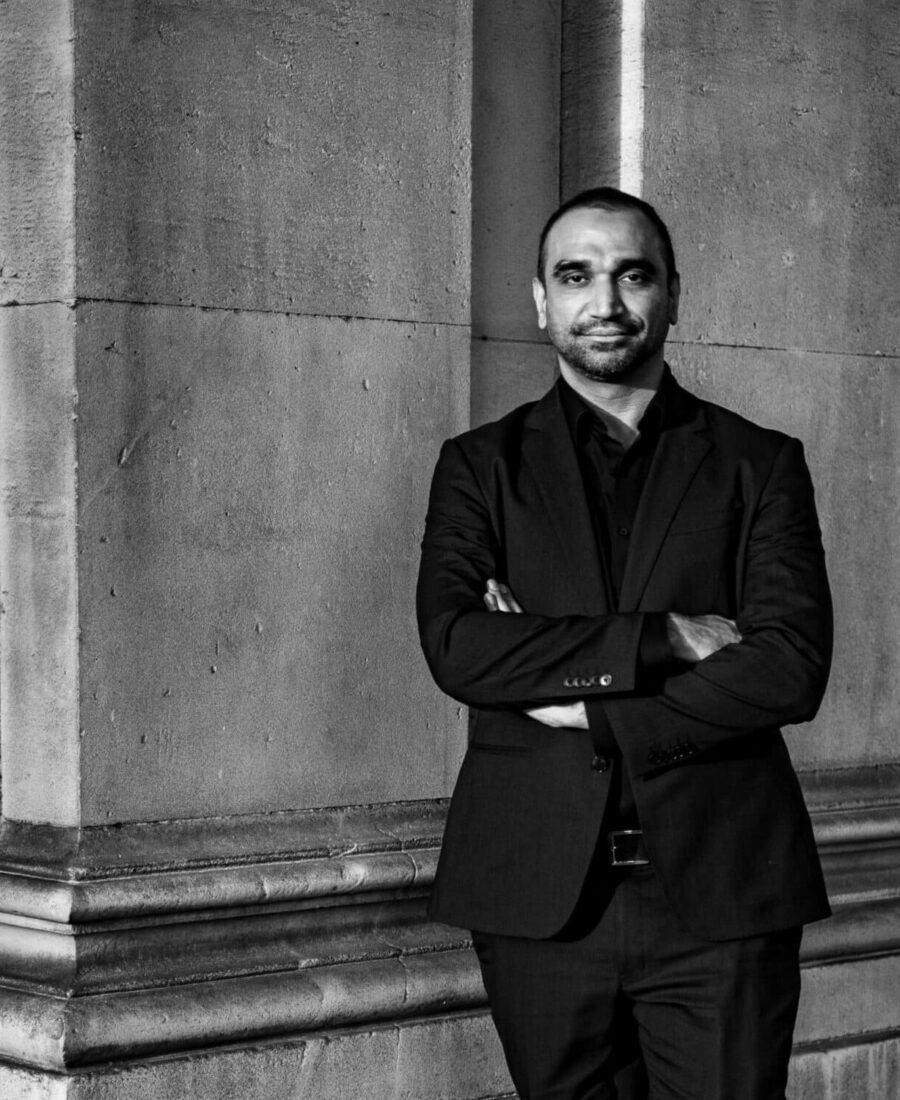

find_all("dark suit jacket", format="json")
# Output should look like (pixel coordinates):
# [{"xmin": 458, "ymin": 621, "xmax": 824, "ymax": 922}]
[{"xmin": 416, "ymin": 370, "xmax": 832, "ymax": 942}]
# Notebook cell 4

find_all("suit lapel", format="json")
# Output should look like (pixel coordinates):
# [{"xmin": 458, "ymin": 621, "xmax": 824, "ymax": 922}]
[
  {"xmin": 522, "ymin": 385, "xmax": 610, "ymax": 613},
  {"xmin": 521, "ymin": 375, "xmax": 714, "ymax": 614},
  {"xmin": 618, "ymin": 380, "xmax": 712, "ymax": 611}
]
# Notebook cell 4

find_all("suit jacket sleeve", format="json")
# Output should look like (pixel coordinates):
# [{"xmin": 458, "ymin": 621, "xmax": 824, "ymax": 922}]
[
  {"xmin": 416, "ymin": 436, "xmax": 649, "ymax": 709},
  {"xmin": 604, "ymin": 435, "xmax": 833, "ymax": 776}
]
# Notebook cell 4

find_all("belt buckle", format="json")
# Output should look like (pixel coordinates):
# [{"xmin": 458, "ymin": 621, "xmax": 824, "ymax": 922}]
[{"xmin": 608, "ymin": 828, "xmax": 650, "ymax": 867}]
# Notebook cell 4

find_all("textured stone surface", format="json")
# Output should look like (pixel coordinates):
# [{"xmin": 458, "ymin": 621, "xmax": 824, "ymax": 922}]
[
  {"xmin": 0, "ymin": 0, "xmax": 80, "ymax": 826},
  {"xmin": 0, "ymin": 0, "xmax": 75, "ymax": 304},
  {"xmin": 470, "ymin": 339, "xmax": 557, "ymax": 428},
  {"xmin": 643, "ymin": 0, "xmax": 900, "ymax": 358},
  {"xmin": 790, "ymin": 1035, "xmax": 900, "ymax": 1099},
  {"xmin": 668, "ymin": 346, "xmax": 900, "ymax": 770},
  {"xmin": 471, "ymin": 0, "xmax": 560, "ymax": 343},
  {"xmin": 469, "ymin": 0, "xmax": 560, "ymax": 428},
  {"xmin": 0, "ymin": 949, "xmax": 484, "ymax": 1070},
  {"xmin": 0, "ymin": 1013, "xmax": 513, "ymax": 1099},
  {"xmin": 72, "ymin": 0, "xmax": 472, "ymax": 324},
  {"xmin": 0, "ymin": 1063, "xmax": 68, "ymax": 1100},
  {"xmin": 797, "ymin": 953, "xmax": 900, "ymax": 1047},
  {"xmin": 560, "ymin": 0, "xmax": 621, "ymax": 195},
  {"xmin": 0, "ymin": 305, "xmax": 80, "ymax": 825},
  {"xmin": 0, "ymin": 801, "xmax": 446, "ymax": 887},
  {"xmin": 74, "ymin": 304, "xmax": 467, "ymax": 822}
]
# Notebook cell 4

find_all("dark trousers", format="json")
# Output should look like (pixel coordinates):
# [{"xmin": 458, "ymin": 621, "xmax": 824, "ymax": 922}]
[{"xmin": 472, "ymin": 865, "xmax": 802, "ymax": 1100}]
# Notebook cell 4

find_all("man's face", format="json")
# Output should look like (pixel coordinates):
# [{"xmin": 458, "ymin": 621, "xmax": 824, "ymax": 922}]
[{"xmin": 532, "ymin": 206, "xmax": 680, "ymax": 384}]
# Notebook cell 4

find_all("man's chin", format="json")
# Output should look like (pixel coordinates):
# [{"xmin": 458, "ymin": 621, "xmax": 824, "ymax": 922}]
[{"xmin": 565, "ymin": 355, "xmax": 639, "ymax": 383}]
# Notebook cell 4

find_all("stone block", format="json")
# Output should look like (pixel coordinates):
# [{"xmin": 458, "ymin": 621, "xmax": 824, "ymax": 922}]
[
  {"xmin": 789, "ymin": 1035, "xmax": 900, "ymax": 1099},
  {"xmin": 797, "ymin": 955, "xmax": 900, "ymax": 1048},
  {"xmin": 74, "ymin": 304, "xmax": 468, "ymax": 822},
  {"xmin": 0, "ymin": 304, "xmax": 80, "ymax": 824},
  {"xmin": 642, "ymin": 0, "xmax": 900, "ymax": 358},
  {"xmin": 12, "ymin": 1014, "xmax": 513, "ymax": 1100},
  {"xmin": 0, "ymin": 0, "xmax": 75, "ymax": 304},
  {"xmin": 72, "ymin": 0, "xmax": 472, "ymax": 323}
]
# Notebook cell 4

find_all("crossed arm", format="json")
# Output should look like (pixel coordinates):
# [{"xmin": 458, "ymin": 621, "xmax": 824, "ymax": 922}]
[
  {"xmin": 482, "ymin": 578, "xmax": 742, "ymax": 728},
  {"xmin": 417, "ymin": 433, "xmax": 832, "ymax": 767}
]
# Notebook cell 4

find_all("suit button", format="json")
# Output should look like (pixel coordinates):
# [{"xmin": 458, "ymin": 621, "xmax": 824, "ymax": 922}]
[
  {"xmin": 599, "ymin": 674, "xmax": 612, "ymax": 687},
  {"xmin": 591, "ymin": 755, "xmax": 611, "ymax": 773},
  {"xmin": 563, "ymin": 677, "xmax": 574, "ymax": 688}
]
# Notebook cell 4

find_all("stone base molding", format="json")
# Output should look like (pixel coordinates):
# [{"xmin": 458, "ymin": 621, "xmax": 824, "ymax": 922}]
[
  {"xmin": 0, "ymin": 802, "xmax": 479, "ymax": 1071},
  {"xmin": 789, "ymin": 1032, "xmax": 900, "ymax": 1097},
  {"xmin": 0, "ymin": 766, "xmax": 897, "ymax": 1094},
  {"xmin": 0, "ymin": 1013, "xmax": 514, "ymax": 1100}
]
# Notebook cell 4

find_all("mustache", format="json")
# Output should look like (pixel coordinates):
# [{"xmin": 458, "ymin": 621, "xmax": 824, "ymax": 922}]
[{"xmin": 572, "ymin": 322, "xmax": 640, "ymax": 336}]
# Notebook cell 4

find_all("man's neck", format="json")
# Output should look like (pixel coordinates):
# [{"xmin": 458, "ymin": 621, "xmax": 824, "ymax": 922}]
[{"xmin": 558, "ymin": 357, "xmax": 665, "ymax": 448}]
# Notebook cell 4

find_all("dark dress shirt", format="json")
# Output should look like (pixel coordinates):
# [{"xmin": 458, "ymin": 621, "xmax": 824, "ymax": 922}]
[{"xmin": 558, "ymin": 375, "xmax": 674, "ymax": 826}]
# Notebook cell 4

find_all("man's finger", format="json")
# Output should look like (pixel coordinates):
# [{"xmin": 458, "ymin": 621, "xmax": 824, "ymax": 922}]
[
  {"xmin": 501, "ymin": 588, "xmax": 524, "ymax": 613},
  {"xmin": 486, "ymin": 578, "xmax": 524, "ymax": 614},
  {"xmin": 485, "ymin": 581, "xmax": 513, "ymax": 612}
]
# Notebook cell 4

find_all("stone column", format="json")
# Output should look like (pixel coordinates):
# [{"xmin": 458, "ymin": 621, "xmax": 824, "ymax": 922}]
[{"xmin": 0, "ymin": 2, "xmax": 509, "ymax": 1096}]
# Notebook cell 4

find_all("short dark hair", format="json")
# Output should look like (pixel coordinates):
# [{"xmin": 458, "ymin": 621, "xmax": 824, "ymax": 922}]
[{"xmin": 536, "ymin": 187, "xmax": 678, "ymax": 286}]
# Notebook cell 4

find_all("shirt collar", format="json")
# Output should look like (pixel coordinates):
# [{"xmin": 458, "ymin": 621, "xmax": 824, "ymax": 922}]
[{"xmin": 559, "ymin": 366, "xmax": 671, "ymax": 450}]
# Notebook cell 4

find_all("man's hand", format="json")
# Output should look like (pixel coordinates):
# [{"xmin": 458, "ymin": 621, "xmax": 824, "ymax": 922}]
[
  {"xmin": 666, "ymin": 612, "xmax": 742, "ymax": 662},
  {"xmin": 483, "ymin": 578, "xmax": 524, "ymax": 614},
  {"xmin": 522, "ymin": 702, "xmax": 588, "ymax": 728},
  {"xmin": 483, "ymin": 579, "xmax": 588, "ymax": 729}
]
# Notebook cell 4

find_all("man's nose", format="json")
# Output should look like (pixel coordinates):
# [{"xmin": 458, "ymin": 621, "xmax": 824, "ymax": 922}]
[{"xmin": 588, "ymin": 277, "xmax": 624, "ymax": 318}]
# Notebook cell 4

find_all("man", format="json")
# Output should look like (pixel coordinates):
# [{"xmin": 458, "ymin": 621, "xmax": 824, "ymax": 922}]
[{"xmin": 416, "ymin": 188, "xmax": 833, "ymax": 1099}]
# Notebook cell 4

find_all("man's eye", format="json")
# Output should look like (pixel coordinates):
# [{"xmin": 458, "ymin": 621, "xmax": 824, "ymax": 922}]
[
  {"xmin": 561, "ymin": 273, "xmax": 588, "ymax": 286},
  {"xmin": 620, "ymin": 270, "xmax": 650, "ymax": 285}
]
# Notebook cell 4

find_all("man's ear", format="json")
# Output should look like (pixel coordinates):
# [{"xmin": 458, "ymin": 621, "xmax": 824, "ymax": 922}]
[
  {"xmin": 668, "ymin": 274, "xmax": 681, "ymax": 325},
  {"xmin": 532, "ymin": 276, "xmax": 548, "ymax": 330}
]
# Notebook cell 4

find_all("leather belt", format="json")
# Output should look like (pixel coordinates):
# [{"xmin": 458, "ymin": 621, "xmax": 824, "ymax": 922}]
[{"xmin": 607, "ymin": 829, "xmax": 650, "ymax": 867}]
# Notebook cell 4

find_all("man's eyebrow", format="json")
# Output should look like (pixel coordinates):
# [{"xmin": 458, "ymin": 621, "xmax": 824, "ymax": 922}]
[
  {"xmin": 614, "ymin": 257, "xmax": 660, "ymax": 274},
  {"xmin": 550, "ymin": 259, "xmax": 591, "ymax": 278}
]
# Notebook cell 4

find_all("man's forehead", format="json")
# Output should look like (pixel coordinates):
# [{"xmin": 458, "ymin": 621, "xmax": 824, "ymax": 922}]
[{"xmin": 546, "ymin": 205, "xmax": 665, "ymax": 264}]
